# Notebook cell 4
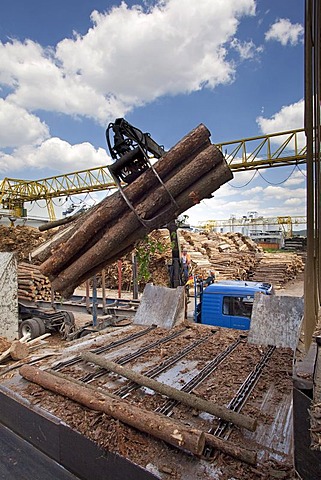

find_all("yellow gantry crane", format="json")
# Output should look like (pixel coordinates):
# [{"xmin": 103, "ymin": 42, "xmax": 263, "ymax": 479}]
[
  {"xmin": 199, "ymin": 215, "xmax": 306, "ymax": 238},
  {"xmin": 0, "ymin": 166, "xmax": 116, "ymax": 220},
  {"xmin": 0, "ymin": 128, "xmax": 306, "ymax": 220}
]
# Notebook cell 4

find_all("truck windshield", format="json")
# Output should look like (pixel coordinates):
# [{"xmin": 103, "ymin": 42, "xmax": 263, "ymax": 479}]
[{"xmin": 222, "ymin": 296, "xmax": 253, "ymax": 318}]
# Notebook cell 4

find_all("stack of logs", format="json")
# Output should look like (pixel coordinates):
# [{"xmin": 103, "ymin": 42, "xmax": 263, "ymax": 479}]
[
  {"xmin": 93, "ymin": 230, "xmax": 305, "ymax": 291},
  {"xmin": 249, "ymin": 252, "xmax": 304, "ymax": 287},
  {"xmin": 33, "ymin": 124, "xmax": 233, "ymax": 298},
  {"xmin": 18, "ymin": 262, "xmax": 52, "ymax": 302},
  {"xmin": 180, "ymin": 230, "xmax": 262, "ymax": 280}
]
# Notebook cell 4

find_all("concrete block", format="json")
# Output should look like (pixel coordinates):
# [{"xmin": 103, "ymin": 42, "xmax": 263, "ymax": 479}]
[
  {"xmin": 0, "ymin": 253, "xmax": 18, "ymax": 340},
  {"xmin": 248, "ymin": 293, "xmax": 304, "ymax": 349},
  {"xmin": 134, "ymin": 284, "xmax": 185, "ymax": 329}
]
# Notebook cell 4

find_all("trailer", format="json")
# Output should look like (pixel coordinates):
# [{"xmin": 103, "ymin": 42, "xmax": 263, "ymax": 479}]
[{"xmin": 0, "ymin": 322, "xmax": 296, "ymax": 479}]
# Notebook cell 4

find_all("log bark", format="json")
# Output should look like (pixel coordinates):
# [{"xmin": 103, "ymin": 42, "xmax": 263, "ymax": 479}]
[
  {"xmin": 57, "ymin": 156, "xmax": 233, "ymax": 297},
  {"xmin": 204, "ymin": 433, "xmax": 257, "ymax": 465},
  {"xmin": 43, "ymin": 368, "xmax": 256, "ymax": 465},
  {"xmin": 19, "ymin": 364, "xmax": 205, "ymax": 456},
  {"xmin": 38, "ymin": 124, "xmax": 211, "ymax": 276},
  {"xmin": 50, "ymin": 144, "xmax": 221, "ymax": 285},
  {"xmin": 51, "ymin": 147, "xmax": 232, "ymax": 297},
  {"xmin": 82, "ymin": 352, "xmax": 257, "ymax": 432},
  {"xmin": 34, "ymin": 124, "xmax": 233, "ymax": 297}
]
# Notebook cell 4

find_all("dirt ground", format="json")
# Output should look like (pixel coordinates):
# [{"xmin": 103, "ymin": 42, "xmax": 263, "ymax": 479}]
[{"xmin": 275, "ymin": 271, "xmax": 304, "ymax": 297}]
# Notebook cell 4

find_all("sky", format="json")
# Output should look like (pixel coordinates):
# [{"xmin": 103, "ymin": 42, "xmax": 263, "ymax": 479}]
[{"xmin": 0, "ymin": 0, "xmax": 306, "ymax": 228}]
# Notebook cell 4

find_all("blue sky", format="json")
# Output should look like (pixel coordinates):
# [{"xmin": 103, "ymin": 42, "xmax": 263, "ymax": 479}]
[{"xmin": 0, "ymin": 0, "xmax": 306, "ymax": 226}]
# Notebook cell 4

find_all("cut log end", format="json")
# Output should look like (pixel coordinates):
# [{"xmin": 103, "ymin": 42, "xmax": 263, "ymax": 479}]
[{"xmin": 9, "ymin": 341, "xmax": 29, "ymax": 360}]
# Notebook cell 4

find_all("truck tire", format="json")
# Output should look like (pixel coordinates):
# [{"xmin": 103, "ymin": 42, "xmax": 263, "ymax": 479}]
[
  {"xmin": 60, "ymin": 311, "xmax": 76, "ymax": 339},
  {"xmin": 62, "ymin": 311, "xmax": 75, "ymax": 327},
  {"xmin": 33, "ymin": 317, "xmax": 46, "ymax": 336},
  {"xmin": 19, "ymin": 319, "xmax": 40, "ymax": 340}
]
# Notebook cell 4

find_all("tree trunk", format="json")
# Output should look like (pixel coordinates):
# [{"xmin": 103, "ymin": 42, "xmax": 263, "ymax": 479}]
[
  {"xmin": 38, "ymin": 124, "xmax": 211, "ymax": 276},
  {"xmin": 82, "ymin": 352, "xmax": 257, "ymax": 432},
  {"xmin": 204, "ymin": 433, "xmax": 257, "ymax": 465},
  {"xmin": 9, "ymin": 341, "xmax": 29, "ymax": 360},
  {"xmin": 35, "ymin": 124, "xmax": 232, "ymax": 297},
  {"xmin": 19, "ymin": 364, "xmax": 205, "ymax": 456},
  {"xmin": 52, "ymin": 150, "xmax": 232, "ymax": 297}
]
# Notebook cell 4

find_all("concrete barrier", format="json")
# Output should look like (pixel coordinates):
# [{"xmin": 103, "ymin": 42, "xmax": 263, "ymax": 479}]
[{"xmin": 133, "ymin": 284, "xmax": 185, "ymax": 329}]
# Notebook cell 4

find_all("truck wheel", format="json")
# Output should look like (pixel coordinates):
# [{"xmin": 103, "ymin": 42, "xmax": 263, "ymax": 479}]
[
  {"xmin": 60, "ymin": 311, "xmax": 76, "ymax": 339},
  {"xmin": 33, "ymin": 317, "xmax": 46, "ymax": 336},
  {"xmin": 62, "ymin": 311, "xmax": 75, "ymax": 327},
  {"xmin": 19, "ymin": 319, "xmax": 40, "ymax": 340}
]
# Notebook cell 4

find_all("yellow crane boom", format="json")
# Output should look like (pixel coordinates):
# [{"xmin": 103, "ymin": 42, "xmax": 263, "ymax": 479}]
[{"xmin": 0, "ymin": 128, "xmax": 306, "ymax": 220}]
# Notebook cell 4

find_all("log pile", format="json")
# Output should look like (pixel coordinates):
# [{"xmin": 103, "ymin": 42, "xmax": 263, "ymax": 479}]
[
  {"xmin": 33, "ymin": 124, "xmax": 233, "ymax": 298},
  {"xmin": 0, "ymin": 225, "xmax": 52, "ymax": 262},
  {"xmin": 249, "ymin": 252, "xmax": 305, "ymax": 287},
  {"xmin": 93, "ymin": 230, "xmax": 304, "ymax": 291},
  {"xmin": 180, "ymin": 230, "xmax": 262, "ymax": 280},
  {"xmin": 18, "ymin": 262, "xmax": 52, "ymax": 302}
]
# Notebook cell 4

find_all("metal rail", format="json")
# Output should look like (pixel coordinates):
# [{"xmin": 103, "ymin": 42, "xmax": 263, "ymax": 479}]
[
  {"xmin": 217, "ymin": 128, "xmax": 306, "ymax": 171},
  {"xmin": 203, "ymin": 345, "xmax": 276, "ymax": 458},
  {"xmin": 79, "ymin": 328, "xmax": 187, "ymax": 383},
  {"xmin": 155, "ymin": 336, "xmax": 245, "ymax": 416},
  {"xmin": 114, "ymin": 333, "xmax": 215, "ymax": 397},
  {"xmin": 51, "ymin": 325, "xmax": 156, "ymax": 371}
]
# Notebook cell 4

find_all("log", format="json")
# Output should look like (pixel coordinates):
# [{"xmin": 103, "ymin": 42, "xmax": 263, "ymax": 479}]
[
  {"xmin": 51, "ymin": 147, "xmax": 232, "ymax": 296},
  {"xmin": 51, "ymin": 145, "xmax": 221, "ymax": 291},
  {"xmin": 0, "ymin": 335, "xmax": 30, "ymax": 363},
  {"xmin": 38, "ymin": 124, "xmax": 212, "ymax": 276},
  {"xmin": 19, "ymin": 365, "xmax": 205, "ymax": 456},
  {"xmin": 58, "ymin": 156, "xmax": 232, "ymax": 297},
  {"xmin": 35, "ymin": 125, "xmax": 232, "ymax": 297},
  {"xmin": 82, "ymin": 352, "xmax": 257, "ymax": 432},
  {"xmin": 9, "ymin": 341, "xmax": 29, "ymax": 360},
  {"xmin": 204, "ymin": 433, "xmax": 257, "ymax": 465},
  {"xmin": 50, "ymin": 369, "xmax": 256, "ymax": 465}
]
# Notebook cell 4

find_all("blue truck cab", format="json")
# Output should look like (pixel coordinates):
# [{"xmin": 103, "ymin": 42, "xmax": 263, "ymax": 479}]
[{"xmin": 195, "ymin": 280, "xmax": 274, "ymax": 330}]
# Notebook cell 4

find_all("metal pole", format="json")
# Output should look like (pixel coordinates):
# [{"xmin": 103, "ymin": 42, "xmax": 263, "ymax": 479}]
[
  {"xmin": 132, "ymin": 254, "xmax": 138, "ymax": 300},
  {"xmin": 92, "ymin": 275, "xmax": 97, "ymax": 327},
  {"xmin": 304, "ymin": 0, "xmax": 321, "ymax": 349},
  {"xmin": 85, "ymin": 280, "xmax": 90, "ymax": 312},
  {"xmin": 101, "ymin": 269, "xmax": 107, "ymax": 314},
  {"xmin": 118, "ymin": 260, "xmax": 122, "ymax": 299}
]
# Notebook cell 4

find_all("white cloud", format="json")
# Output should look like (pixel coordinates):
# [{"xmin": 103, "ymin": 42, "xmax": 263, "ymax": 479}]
[
  {"xmin": 240, "ymin": 186, "xmax": 264, "ymax": 196},
  {"xmin": 284, "ymin": 197, "xmax": 303, "ymax": 206},
  {"xmin": 0, "ymin": 99, "xmax": 49, "ymax": 148},
  {"xmin": 263, "ymin": 185, "xmax": 306, "ymax": 201},
  {"xmin": 0, "ymin": 138, "xmax": 109, "ymax": 174},
  {"xmin": 256, "ymin": 100, "xmax": 305, "ymax": 152},
  {"xmin": 0, "ymin": 0, "xmax": 256, "ymax": 125},
  {"xmin": 284, "ymin": 170, "xmax": 306, "ymax": 187},
  {"xmin": 230, "ymin": 38, "xmax": 263, "ymax": 60},
  {"xmin": 265, "ymin": 18, "xmax": 304, "ymax": 46},
  {"xmin": 257, "ymin": 99, "xmax": 304, "ymax": 134}
]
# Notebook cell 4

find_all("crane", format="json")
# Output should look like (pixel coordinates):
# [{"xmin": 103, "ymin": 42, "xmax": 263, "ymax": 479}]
[
  {"xmin": 0, "ymin": 127, "xmax": 306, "ymax": 220},
  {"xmin": 199, "ymin": 215, "xmax": 306, "ymax": 238}
]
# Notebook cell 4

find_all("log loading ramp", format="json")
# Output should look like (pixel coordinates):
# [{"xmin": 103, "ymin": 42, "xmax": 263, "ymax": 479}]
[{"xmin": 0, "ymin": 322, "xmax": 295, "ymax": 480}]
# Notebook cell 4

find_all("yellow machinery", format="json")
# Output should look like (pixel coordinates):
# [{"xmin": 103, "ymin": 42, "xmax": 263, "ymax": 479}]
[
  {"xmin": 0, "ymin": 127, "xmax": 307, "ymax": 221},
  {"xmin": 0, "ymin": 167, "xmax": 116, "ymax": 220},
  {"xmin": 199, "ymin": 215, "xmax": 306, "ymax": 238}
]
